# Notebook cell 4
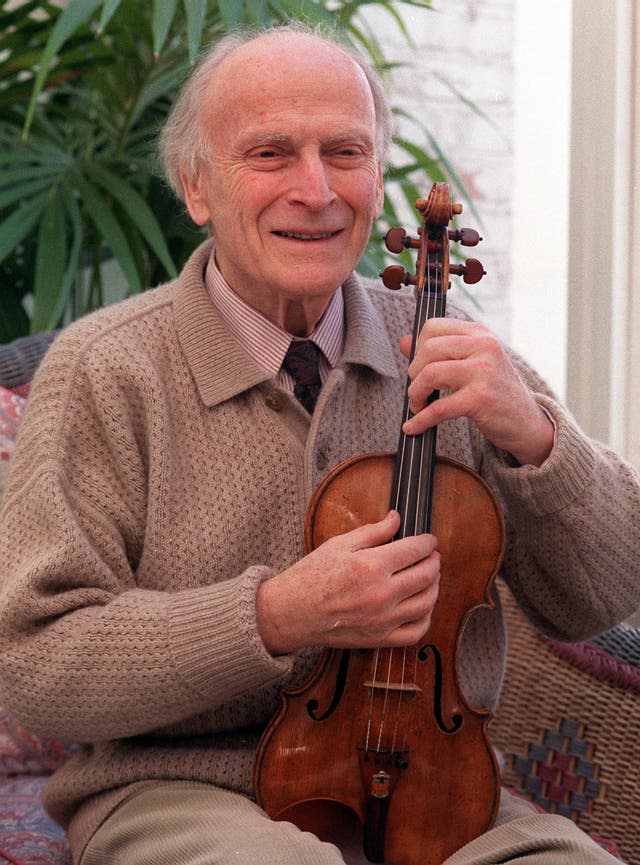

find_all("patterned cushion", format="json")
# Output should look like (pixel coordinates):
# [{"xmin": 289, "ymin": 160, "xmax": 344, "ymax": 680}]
[
  {"xmin": 0, "ymin": 386, "xmax": 27, "ymax": 461},
  {"xmin": 493, "ymin": 581, "xmax": 638, "ymax": 863},
  {"xmin": 0, "ymin": 371, "xmax": 73, "ymax": 863},
  {"xmin": 0, "ymin": 706, "xmax": 76, "ymax": 779},
  {"xmin": 0, "ymin": 776, "xmax": 70, "ymax": 865},
  {"xmin": 0, "ymin": 332, "xmax": 56, "ymax": 391}
]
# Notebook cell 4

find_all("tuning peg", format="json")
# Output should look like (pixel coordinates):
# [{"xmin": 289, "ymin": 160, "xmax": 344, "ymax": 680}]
[
  {"xmin": 381, "ymin": 265, "xmax": 415, "ymax": 291},
  {"xmin": 449, "ymin": 258, "xmax": 485, "ymax": 284},
  {"xmin": 448, "ymin": 228, "xmax": 482, "ymax": 247},
  {"xmin": 384, "ymin": 227, "xmax": 420, "ymax": 254},
  {"xmin": 384, "ymin": 227, "xmax": 407, "ymax": 254}
]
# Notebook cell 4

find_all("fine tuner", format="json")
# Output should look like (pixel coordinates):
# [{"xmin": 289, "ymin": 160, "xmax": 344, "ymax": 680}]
[{"xmin": 381, "ymin": 216, "xmax": 486, "ymax": 292}]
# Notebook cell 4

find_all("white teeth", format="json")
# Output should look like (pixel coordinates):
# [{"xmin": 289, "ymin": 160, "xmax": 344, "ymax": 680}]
[{"xmin": 277, "ymin": 231, "xmax": 336, "ymax": 240}]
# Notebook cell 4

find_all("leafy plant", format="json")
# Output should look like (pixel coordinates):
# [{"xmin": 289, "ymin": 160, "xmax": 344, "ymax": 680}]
[{"xmin": 0, "ymin": 0, "xmax": 475, "ymax": 343}]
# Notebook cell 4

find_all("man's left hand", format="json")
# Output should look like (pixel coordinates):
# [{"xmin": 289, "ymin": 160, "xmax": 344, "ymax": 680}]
[{"xmin": 399, "ymin": 318, "xmax": 554, "ymax": 468}]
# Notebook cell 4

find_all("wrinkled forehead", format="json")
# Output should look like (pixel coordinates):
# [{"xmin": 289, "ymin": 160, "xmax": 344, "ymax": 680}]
[{"xmin": 202, "ymin": 32, "xmax": 377, "ymax": 133}]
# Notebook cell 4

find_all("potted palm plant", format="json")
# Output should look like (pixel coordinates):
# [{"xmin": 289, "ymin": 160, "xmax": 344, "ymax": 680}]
[{"xmin": 0, "ymin": 0, "xmax": 470, "ymax": 343}]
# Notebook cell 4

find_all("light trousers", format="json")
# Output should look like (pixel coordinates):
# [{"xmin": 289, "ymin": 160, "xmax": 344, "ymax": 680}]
[{"xmin": 79, "ymin": 781, "xmax": 620, "ymax": 865}]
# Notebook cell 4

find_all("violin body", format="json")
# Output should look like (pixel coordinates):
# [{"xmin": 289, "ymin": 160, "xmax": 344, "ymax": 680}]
[{"xmin": 254, "ymin": 451, "xmax": 505, "ymax": 865}]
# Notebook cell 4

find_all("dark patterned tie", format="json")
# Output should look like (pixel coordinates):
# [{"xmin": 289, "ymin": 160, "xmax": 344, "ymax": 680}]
[{"xmin": 283, "ymin": 340, "xmax": 322, "ymax": 414}]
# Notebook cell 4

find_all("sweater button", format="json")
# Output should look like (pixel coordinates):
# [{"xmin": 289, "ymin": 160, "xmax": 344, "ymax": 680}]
[{"xmin": 265, "ymin": 393, "xmax": 283, "ymax": 411}]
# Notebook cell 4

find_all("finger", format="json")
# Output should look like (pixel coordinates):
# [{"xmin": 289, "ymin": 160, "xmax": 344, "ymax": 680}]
[
  {"xmin": 401, "ymin": 320, "xmax": 483, "ymax": 362},
  {"xmin": 399, "ymin": 333, "xmax": 413, "ymax": 359},
  {"xmin": 386, "ymin": 612, "xmax": 434, "ymax": 646},
  {"xmin": 330, "ymin": 575, "xmax": 440, "ymax": 649},
  {"xmin": 403, "ymin": 385, "xmax": 473, "ymax": 435},
  {"xmin": 409, "ymin": 334, "xmax": 475, "ymax": 378},
  {"xmin": 411, "ymin": 320, "xmax": 501, "ymax": 375},
  {"xmin": 406, "ymin": 358, "xmax": 465, "ymax": 405},
  {"xmin": 388, "ymin": 556, "xmax": 440, "ymax": 611},
  {"xmin": 402, "ymin": 329, "xmax": 471, "ymax": 369},
  {"xmin": 328, "ymin": 509, "xmax": 401, "ymax": 553},
  {"xmin": 367, "ymin": 531, "xmax": 439, "ymax": 576},
  {"xmin": 418, "ymin": 317, "xmax": 485, "ymax": 340},
  {"xmin": 381, "ymin": 579, "xmax": 441, "ymax": 646}
]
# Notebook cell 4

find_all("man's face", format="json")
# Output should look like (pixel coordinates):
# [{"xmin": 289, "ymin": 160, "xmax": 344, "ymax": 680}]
[{"xmin": 181, "ymin": 33, "xmax": 384, "ymax": 333}]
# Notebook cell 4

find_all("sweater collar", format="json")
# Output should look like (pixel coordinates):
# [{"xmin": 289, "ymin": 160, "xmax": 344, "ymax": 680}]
[{"xmin": 172, "ymin": 240, "xmax": 400, "ymax": 408}]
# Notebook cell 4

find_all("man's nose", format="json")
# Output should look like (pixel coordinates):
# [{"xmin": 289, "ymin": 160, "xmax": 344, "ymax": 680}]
[{"xmin": 286, "ymin": 155, "xmax": 337, "ymax": 210}]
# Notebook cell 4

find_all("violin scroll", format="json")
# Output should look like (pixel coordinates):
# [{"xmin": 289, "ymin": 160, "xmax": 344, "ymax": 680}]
[{"xmin": 381, "ymin": 182, "xmax": 485, "ymax": 294}]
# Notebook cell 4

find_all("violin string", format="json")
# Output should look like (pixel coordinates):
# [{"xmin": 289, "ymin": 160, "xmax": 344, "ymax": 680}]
[
  {"xmin": 390, "ymin": 646, "xmax": 408, "ymax": 756},
  {"xmin": 399, "ymin": 237, "xmax": 441, "ymax": 759},
  {"xmin": 367, "ymin": 228, "xmax": 446, "ymax": 764},
  {"xmin": 367, "ymin": 425, "xmax": 404, "ymax": 757},
  {"xmin": 382, "ymin": 354, "xmax": 421, "ymax": 757},
  {"xmin": 363, "ymin": 646, "xmax": 381, "ymax": 753},
  {"xmin": 385, "ymin": 257, "xmax": 429, "ymax": 759},
  {"xmin": 402, "ymin": 238, "xmax": 444, "ymax": 753},
  {"xmin": 374, "ymin": 647, "xmax": 395, "ymax": 754},
  {"xmin": 379, "ymin": 233, "xmax": 442, "ymax": 754}
]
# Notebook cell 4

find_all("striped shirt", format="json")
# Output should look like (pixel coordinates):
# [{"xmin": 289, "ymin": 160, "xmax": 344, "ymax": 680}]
[{"xmin": 204, "ymin": 254, "xmax": 344, "ymax": 392}]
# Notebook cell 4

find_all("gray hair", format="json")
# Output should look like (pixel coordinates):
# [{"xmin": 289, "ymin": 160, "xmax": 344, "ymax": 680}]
[{"xmin": 158, "ymin": 24, "xmax": 393, "ymax": 202}]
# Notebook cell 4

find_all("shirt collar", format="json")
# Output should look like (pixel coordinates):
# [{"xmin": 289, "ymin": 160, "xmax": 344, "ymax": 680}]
[
  {"xmin": 172, "ymin": 240, "xmax": 400, "ymax": 408},
  {"xmin": 204, "ymin": 252, "xmax": 344, "ymax": 375}
]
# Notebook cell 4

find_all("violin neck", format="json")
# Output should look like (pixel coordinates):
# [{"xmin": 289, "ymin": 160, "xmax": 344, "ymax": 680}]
[{"xmin": 389, "ymin": 289, "xmax": 446, "ymax": 540}]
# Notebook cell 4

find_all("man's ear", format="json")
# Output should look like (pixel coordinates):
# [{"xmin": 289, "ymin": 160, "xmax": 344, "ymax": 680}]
[
  {"xmin": 180, "ymin": 170, "xmax": 211, "ymax": 226},
  {"xmin": 374, "ymin": 162, "xmax": 385, "ymax": 218}
]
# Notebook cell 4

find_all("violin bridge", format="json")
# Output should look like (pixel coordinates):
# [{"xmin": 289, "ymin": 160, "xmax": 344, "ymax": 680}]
[{"xmin": 363, "ymin": 680, "xmax": 422, "ymax": 694}]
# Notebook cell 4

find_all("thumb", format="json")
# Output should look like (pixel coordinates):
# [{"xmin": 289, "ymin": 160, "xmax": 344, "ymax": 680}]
[{"xmin": 399, "ymin": 334, "xmax": 412, "ymax": 359}]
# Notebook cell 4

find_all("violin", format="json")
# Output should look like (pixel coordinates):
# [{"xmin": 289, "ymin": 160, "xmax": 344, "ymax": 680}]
[{"xmin": 254, "ymin": 183, "xmax": 506, "ymax": 865}]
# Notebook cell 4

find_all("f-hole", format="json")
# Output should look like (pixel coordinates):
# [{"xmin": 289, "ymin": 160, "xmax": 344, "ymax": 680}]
[
  {"xmin": 307, "ymin": 650, "xmax": 351, "ymax": 721},
  {"xmin": 418, "ymin": 643, "xmax": 463, "ymax": 734}
]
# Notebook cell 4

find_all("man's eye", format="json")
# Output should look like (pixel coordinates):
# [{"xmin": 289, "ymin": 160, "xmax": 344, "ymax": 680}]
[
  {"xmin": 331, "ymin": 146, "xmax": 366, "ymax": 162},
  {"xmin": 246, "ymin": 148, "xmax": 286, "ymax": 166},
  {"xmin": 246, "ymin": 148, "xmax": 286, "ymax": 170}
]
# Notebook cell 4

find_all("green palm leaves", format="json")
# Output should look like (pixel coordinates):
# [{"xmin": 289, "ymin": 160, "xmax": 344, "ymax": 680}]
[{"xmin": 1, "ymin": 0, "xmax": 476, "ymax": 343}]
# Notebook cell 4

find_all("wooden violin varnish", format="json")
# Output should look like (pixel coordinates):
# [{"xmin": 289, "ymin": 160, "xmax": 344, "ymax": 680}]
[{"xmin": 254, "ymin": 183, "xmax": 506, "ymax": 865}]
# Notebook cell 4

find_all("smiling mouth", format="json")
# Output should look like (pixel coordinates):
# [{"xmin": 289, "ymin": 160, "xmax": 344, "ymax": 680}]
[{"xmin": 274, "ymin": 230, "xmax": 341, "ymax": 241}]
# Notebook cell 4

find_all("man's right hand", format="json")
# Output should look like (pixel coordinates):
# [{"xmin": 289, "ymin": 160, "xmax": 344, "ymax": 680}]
[{"xmin": 255, "ymin": 510, "xmax": 440, "ymax": 656}]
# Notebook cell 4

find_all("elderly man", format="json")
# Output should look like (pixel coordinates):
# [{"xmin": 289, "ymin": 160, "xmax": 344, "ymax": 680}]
[{"xmin": 0, "ymin": 24, "xmax": 638, "ymax": 865}]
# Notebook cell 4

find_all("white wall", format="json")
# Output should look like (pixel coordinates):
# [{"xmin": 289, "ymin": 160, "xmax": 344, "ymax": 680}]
[
  {"xmin": 511, "ymin": 0, "xmax": 572, "ymax": 399},
  {"xmin": 363, "ymin": 0, "xmax": 516, "ymax": 341},
  {"xmin": 566, "ymin": 0, "xmax": 640, "ymax": 465},
  {"xmin": 364, "ymin": 0, "xmax": 572, "ymax": 400}
]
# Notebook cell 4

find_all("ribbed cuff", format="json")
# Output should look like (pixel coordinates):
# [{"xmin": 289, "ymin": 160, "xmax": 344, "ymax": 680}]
[
  {"xmin": 484, "ymin": 394, "xmax": 596, "ymax": 518},
  {"xmin": 167, "ymin": 565, "xmax": 293, "ymax": 703}
]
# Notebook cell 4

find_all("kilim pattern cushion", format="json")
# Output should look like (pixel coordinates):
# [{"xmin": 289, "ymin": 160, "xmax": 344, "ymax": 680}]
[
  {"xmin": 492, "ymin": 580, "xmax": 640, "ymax": 865},
  {"xmin": 511, "ymin": 716, "xmax": 604, "ymax": 820}
]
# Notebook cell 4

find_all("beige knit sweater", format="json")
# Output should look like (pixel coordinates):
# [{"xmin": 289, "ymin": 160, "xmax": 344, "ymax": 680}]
[{"xmin": 1, "ymin": 241, "xmax": 639, "ymax": 862}]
